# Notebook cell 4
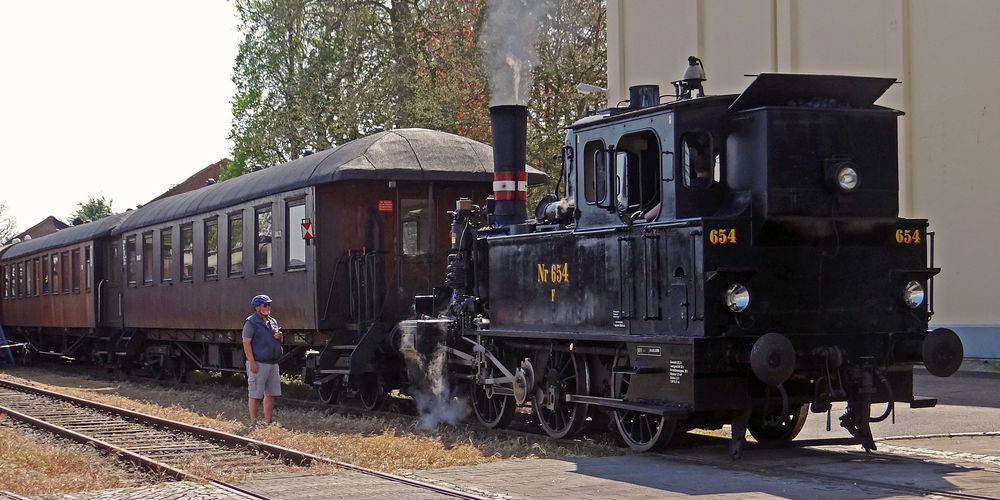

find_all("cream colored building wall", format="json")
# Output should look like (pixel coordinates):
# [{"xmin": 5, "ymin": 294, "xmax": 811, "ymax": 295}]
[{"xmin": 608, "ymin": 0, "xmax": 1000, "ymax": 346}]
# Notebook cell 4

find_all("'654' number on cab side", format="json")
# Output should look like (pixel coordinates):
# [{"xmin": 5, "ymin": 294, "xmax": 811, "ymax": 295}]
[
  {"xmin": 895, "ymin": 229, "xmax": 922, "ymax": 244},
  {"xmin": 709, "ymin": 229, "xmax": 737, "ymax": 245}
]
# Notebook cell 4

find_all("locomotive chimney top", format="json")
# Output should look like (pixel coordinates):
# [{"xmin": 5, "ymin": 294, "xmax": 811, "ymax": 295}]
[{"xmin": 489, "ymin": 105, "xmax": 528, "ymax": 226}]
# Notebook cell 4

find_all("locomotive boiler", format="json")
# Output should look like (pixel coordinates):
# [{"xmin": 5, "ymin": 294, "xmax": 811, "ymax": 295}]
[{"xmin": 415, "ymin": 61, "xmax": 964, "ymax": 457}]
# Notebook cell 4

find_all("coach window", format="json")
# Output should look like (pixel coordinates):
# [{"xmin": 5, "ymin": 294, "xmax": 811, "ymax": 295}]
[
  {"xmin": 126, "ymin": 236, "xmax": 138, "ymax": 287},
  {"xmin": 205, "ymin": 217, "xmax": 218, "ymax": 279},
  {"xmin": 400, "ymin": 199, "xmax": 431, "ymax": 256},
  {"xmin": 51, "ymin": 254, "xmax": 60, "ymax": 294},
  {"xmin": 42, "ymin": 256, "xmax": 50, "ymax": 294},
  {"xmin": 161, "ymin": 228, "xmax": 173, "ymax": 283},
  {"xmin": 286, "ymin": 201, "xmax": 305, "ymax": 270},
  {"xmin": 181, "ymin": 224, "xmax": 194, "ymax": 282},
  {"xmin": 26, "ymin": 259, "xmax": 34, "ymax": 297},
  {"xmin": 60, "ymin": 252, "xmax": 70, "ymax": 293},
  {"xmin": 82, "ymin": 249, "xmax": 90, "ymax": 291},
  {"xmin": 255, "ymin": 206, "xmax": 273, "ymax": 273},
  {"xmin": 71, "ymin": 249, "xmax": 81, "ymax": 293},
  {"xmin": 141, "ymin": 233, "xmax": 153, "ymax": 285},
  {"xmin": 2, "ymin": 265, "xmax": 7, "ymax": 298},
  {"xmin": 228, "ymin": 213, "xmax": 244, "ymax": 277}
]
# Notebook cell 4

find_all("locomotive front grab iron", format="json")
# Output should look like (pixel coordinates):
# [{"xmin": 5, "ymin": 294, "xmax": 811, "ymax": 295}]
[{"xmin": 413, "ymin": 61, "xmax": 964, "ymax": 457}]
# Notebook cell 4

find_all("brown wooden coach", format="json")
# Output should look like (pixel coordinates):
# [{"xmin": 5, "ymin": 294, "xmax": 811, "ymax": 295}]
[{"xmin": 1, "ymin": 129, "xmax": 544, "ymax": 402}]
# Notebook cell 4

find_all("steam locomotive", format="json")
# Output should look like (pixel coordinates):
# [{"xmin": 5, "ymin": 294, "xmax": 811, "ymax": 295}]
[{"xmin": 410, "ymin": 60, "xmax": 964, "ymax": 457}]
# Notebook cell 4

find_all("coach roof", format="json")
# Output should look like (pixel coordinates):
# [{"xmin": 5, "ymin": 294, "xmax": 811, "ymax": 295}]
[
  {"xmin": 2, "ymin": 211, "xmax": 132, "ymax": 261},
  {"xmin": 115, "ymin": 128, "xmax": 545, "ymax": 234}
]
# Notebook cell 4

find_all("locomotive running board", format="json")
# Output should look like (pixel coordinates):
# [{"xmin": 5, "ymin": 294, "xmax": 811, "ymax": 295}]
[{"xmin": 565, "ymin": 394, "xmax": 690, "ymax": 417}]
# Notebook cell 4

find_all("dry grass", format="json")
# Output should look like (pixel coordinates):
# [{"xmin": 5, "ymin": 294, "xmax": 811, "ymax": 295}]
[
  {"xmin": 0, "ymin": 416, "xmax": 155, "ymax": 496},
  {"xmin": 0, "ymin": 367, "xmax": 620, "ymax": 476}
]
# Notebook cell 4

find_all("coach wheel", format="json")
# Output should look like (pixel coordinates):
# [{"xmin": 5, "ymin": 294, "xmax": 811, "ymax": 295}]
[
  {"xmin": 747, "ymin": 403, "xmax": 809, "ymax": 443},
  {"xmin": 534, "ymin": 351, "xmax": 590, "ymax": 439},
  {"xmin": 611, "ymin": 354, "xmax": 676, "ymax": 452},
  {"xmin": 148, "ymin": 357, "xmax": 167, "ymax": 381},
  {"xmin": 470, "ymin": 362, "xmax": 515, "ymax": 429},
  {"xmin": 317, "ymin": 376, "xmax": 342, "ymax": 405},
  {"xmin": 358, "ymin": 373, "xmax": 385, "ymax": 411},
  {"xmin": 170, "ymin": 356, "xmax": 189, "ymax": 384}
]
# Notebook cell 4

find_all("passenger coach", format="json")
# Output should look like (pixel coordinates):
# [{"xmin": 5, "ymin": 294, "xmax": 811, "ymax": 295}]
[{"xmin": 1, "ymin": 128, "xmax": 543, "ymax": 406}]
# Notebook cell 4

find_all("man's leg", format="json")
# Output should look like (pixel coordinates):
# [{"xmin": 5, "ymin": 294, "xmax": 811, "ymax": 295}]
[
  {"xmin": 263, "ymin": 395, "xmax": 274, "ymax": 423},
  {"xmin": 248, "ymin": 397, "xmax": 261, "ymax": 425}
]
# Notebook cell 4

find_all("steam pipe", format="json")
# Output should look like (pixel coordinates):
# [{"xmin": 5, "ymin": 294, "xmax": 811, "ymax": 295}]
[{"xmin": 489, "ymin": 105, "xmax": 528, "ymax": 226}]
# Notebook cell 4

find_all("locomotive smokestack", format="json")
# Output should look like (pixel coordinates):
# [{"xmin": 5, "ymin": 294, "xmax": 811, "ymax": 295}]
[{"xmin": 490, "ymin": 104, "xmax": 528, "ymax": 225}]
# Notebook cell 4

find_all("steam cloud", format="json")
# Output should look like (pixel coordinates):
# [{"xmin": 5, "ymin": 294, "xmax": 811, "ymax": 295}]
[
  {"xmin": 484, "ymin": 0, "xmax": 553, "ymax": 106},
  {"xmin": 399, "ymin": 321, "xmax": 469, "ymax": 430}
]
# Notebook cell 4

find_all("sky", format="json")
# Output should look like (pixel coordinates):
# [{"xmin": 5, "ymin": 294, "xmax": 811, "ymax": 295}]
[{"xmin": 0, "ymin": 1, "xmax": 241, "ymax": 231}]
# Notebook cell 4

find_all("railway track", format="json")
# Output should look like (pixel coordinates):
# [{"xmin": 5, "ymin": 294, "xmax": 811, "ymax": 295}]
[{"xmin": 0, "ymin": 379, "xmax": 483, "ymax": 499}]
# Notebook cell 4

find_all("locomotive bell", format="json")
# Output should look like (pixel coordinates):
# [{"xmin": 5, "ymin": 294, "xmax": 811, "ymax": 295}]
[{"xmin": 750, "ymin": 333, "xmax": 796, "ymax": 386}]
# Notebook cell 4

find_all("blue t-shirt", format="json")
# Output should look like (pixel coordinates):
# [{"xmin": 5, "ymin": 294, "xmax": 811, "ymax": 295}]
[{"xmin": 242, "ymin": 313, "xmax": 283, "ymax": 363}]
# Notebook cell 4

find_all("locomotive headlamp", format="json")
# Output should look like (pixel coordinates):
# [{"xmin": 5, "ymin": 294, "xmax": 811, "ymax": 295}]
[
  {"xmin": 837, "ymin": 166, "xmax": 859, "ymax": 191},
  {"xmin": 724, "ymin": 283, "xmax": 751, "ymax": 312},
  {"xmin": 903, "ymin": 281, "xmax": 925, "ymax": 308}
]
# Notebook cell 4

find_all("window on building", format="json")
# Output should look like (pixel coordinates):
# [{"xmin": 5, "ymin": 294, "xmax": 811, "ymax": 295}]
[
  {"xmin": 583, "ymin": 140, "xmax": 607, "ymax": 204},
  {"xmin": 142, "ymin": 233, "xmax": 153, "ymax": 284},
  {"xmin": 255, "ymin": 206, "xmax": 273, "ymax": 273},
  {"xmin": 42, "ymin": 256, "xmax": 50, "ymax": 294},
  {"xmin": 126, "ymin": 236, "xmax": 137, "ymax": 287},
  {"xmin": 229, "ymin": 213, "xmax": 243, "ymax": 277},
  {"xmin": 400, "ymin": 199, "xmax": 432, "ymax": 256},
  {"xmin": 161, "ymin": 228, "xmax": 173, "ymax": 282},
  {"xmin": 205, "ymin": 218, "xmax": 218, "ymax": 279},
  {"xmin": 71, "ymin": 249, "xmax": 80, "ymax": 293},
  {"xmin": 286, "ymin": 201, "xmax": 305, "ymax": 269},
  {"xmin": 82, "ymin": 249, "xmax": 90, "ymax": 291},
  {"xmin": 181, "ymin": 224, "xmax": 194, "ymax": 281}
]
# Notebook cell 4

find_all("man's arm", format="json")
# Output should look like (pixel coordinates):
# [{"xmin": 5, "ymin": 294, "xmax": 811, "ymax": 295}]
[{"xmin": 242, "ymin": 322, "xmax": 258, "ymax": 374}]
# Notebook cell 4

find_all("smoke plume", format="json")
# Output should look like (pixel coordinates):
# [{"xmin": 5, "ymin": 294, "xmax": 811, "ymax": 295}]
[
  {"xmin": 399, "ymin": 321, "xmax": 469, "ymax": 430},
  {"xmin": 483, "ymin": 0, "xmax": 552, "ymax": 106}
]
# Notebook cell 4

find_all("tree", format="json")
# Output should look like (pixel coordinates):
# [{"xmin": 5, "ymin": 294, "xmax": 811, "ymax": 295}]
[
  {"xmin": 70, "ymin": 196, "xmax": 113, "ymax": 224},
  {"xmin": 224, "ymin": 0, "xmax": 608, "ymax": 185},
  {"xmin": 0, "ymin": 203, "xmax": 16, "ymax": 244}
]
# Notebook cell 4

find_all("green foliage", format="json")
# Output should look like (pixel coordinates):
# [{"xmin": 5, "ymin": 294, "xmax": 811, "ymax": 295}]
[
  {"xmin": 0, "ymin": 203, "xmax": 16, "ymax": 244},
  {"xmin": 225, "ymin": 0, "xmax": 607, "ymax": 191},
  {"xmin": 70, "ymin": 196, "xmax": 113, "ymax": 224}
]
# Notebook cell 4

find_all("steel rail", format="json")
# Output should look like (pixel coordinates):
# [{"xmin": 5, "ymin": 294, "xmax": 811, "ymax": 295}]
[{"xmin": 0, "ymin": 379, "xmax": 482, "ymax": 500}]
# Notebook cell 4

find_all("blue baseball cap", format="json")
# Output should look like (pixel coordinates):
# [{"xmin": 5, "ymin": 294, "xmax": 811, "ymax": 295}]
[{"xmin": 250, "ymin": 294, "xmax": 272, "ymax": 307}]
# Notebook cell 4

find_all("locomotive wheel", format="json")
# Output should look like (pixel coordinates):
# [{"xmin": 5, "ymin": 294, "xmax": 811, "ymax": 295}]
[
  {"xmin": 317, "ymin": 376, "xmax": 342, "ymax": 405},
  {"xmin": 534, "ymin": 351, "xmax": 589, "ymax": 439},
  {"xmin": 747, "ymin": 403, "xmax": 809, "ymax": 442},
  {"xmin": 358, "ymin": 373, "xmax": 385, "ymax": 411},
  {"xmin": 611, "ymin": 355, "xmax": 676, "ymax": 452},
  {"xmin": 470, "ymin": 360, "xmax": 516, "ymax": 429}
]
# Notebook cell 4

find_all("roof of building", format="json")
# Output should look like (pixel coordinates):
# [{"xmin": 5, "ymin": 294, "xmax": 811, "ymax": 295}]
[
  {"xmin": 115, "ymin": 128, "xmax": 546, "ymax": 234},
  {"xmin": 148, "ymin": 159, "xmax": 229, "ymax": 203},
  {"xmin": 11, "ymin": 216, "xmax": 70, "ymax": 242},
  {"xmin": 2, "ymin": 211, "xmax": 132, "ymax": 261}
]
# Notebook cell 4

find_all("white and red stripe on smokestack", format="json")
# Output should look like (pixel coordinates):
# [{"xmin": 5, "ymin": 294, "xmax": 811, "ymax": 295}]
[{"xmin": 493, "ymin": 170, "xmax": 527, "ymax": 201}]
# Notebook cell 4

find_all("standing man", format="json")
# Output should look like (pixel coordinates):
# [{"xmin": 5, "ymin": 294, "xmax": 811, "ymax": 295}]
[{"xmin": 243, "ymin": 294, "xmax": 283, "ymax": 426}]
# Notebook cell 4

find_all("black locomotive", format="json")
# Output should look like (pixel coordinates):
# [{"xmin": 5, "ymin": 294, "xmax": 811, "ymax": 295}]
[{"xmin": 413, "ymin": 61, "xmax": 965, "ymax": 456}]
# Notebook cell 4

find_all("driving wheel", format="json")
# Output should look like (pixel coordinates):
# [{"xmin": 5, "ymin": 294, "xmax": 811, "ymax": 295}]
[
  {"xmin": 534, "ymin": 350, "xmax": 589, "ymax": 439},
  {"xmin": 611, "ymin": 354, "xmax": 676, "ymax": 452}
]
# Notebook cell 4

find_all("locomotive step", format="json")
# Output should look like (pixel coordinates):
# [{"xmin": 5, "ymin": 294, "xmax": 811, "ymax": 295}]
[
  {"xmin": 910, "ymin": 397, "xmax": 938, "ymax": 408},
  {"xmin": 565, "ymin": 394, "xmax": 689, "ymax": 416}
]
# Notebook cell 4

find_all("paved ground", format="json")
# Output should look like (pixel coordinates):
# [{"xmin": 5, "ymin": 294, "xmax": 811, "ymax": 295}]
[{"xmin": 30, "ymin": 368, "xmax": 1000, "ymax": 499}]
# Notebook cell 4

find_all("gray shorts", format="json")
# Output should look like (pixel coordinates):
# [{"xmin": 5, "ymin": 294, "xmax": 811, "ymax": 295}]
[{"xmin": 247, "ymin": 361, "xmax": 281, "ymax": 398}]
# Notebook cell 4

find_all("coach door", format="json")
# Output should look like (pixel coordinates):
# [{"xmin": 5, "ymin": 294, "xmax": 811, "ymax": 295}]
[{"xmin": 98, "ymin": 240, "xmax": 123, "ymax": 327}]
